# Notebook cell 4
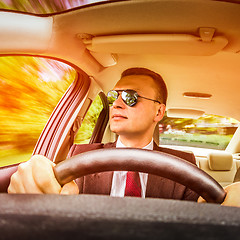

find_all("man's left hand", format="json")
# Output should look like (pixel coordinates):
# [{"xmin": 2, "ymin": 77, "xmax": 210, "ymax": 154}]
[{"xmin": 198, "ymin": 182, "xmax": 240, "ymax": 207}]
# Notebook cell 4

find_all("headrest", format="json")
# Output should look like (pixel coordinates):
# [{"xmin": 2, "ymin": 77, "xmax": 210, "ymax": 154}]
[{"xmin": 208, "ymin": 152, "xmax": 233, "ymax": 171}]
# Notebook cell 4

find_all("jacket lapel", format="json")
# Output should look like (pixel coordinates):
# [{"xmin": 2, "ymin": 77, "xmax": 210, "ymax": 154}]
[{"xmin": 145, "ymin": 142, "xmax": 192, "ymax": 199}]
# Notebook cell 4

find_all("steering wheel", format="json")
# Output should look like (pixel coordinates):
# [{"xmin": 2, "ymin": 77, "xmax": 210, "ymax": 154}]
[{"xmin": 53, "ymin": 148, "xmax": 226, "ymax": 203}]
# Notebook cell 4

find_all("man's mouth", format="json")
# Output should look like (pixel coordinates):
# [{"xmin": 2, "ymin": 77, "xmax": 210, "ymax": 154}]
[{"xmin": 112, "ymin": 114, "xmax": 128, "ymax": 120}]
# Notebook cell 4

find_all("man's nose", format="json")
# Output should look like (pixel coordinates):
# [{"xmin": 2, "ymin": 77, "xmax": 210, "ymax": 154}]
[{"xmin": 112, "ymin": 94, "xmax": 125, "ymax": 108}]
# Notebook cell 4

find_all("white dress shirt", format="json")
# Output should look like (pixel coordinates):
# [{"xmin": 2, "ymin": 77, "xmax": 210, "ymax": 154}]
[{"xmin": 110, "ymin": 138, "xmax": 154, "ymax": 198}]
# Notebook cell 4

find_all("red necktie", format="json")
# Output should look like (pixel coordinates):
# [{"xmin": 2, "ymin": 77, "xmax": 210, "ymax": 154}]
[{"xmin": 124, "ymin": 171, "xmax": 141, "ymax": 197}]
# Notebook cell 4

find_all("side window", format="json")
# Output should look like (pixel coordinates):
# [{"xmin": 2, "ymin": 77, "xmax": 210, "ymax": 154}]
[
  {"xmin": 0, "ymin": 56, "xmax": 76, "ymax": 167},
  {"xmin": 74, "ymin": 94, "xmax": 104, "ymax": 144}
]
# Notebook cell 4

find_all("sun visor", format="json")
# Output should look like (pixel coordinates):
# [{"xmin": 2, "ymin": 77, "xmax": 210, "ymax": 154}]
[
  {"xmin": 89, "ymin": 51, "xmax": 117, "ymax": 67},
  {"xmin": 84, "ymin": 33, "xmax": 228, "ymax": 56},
  {"xmin": 167, "ymin": 109, "xmax": 205, "ymax": 119}
]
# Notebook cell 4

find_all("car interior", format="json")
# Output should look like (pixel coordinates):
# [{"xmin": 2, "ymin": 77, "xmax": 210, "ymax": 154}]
[{"xmin": 1, "ymin": 0, "xmax": 240, "ymax": 238}]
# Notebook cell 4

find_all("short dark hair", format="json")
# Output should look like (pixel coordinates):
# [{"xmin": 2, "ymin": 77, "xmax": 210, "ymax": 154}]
[{"xmin": 121, "ymin": 67, "xmax": 168, "ymax": 105}]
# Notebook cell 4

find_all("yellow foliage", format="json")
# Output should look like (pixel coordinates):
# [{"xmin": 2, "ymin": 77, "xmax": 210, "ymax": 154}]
[{"xmin": 0, "ymin": 56, "xmax": 76, "ymax": 165}]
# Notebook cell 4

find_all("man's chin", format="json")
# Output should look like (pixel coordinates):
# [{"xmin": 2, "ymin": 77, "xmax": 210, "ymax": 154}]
[
  {"xmin": 110, "ymin": 127, "xmax": 119, "ymax": 134},
  {"xmin": 110, "ymin": 121, "xmax": 132, "ymax": 135},
  {"xmin": 110, "ymin": 126, "xmax": 126, "ymax": 135}
]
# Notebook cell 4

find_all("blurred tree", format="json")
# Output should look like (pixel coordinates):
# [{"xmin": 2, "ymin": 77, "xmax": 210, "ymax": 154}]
[
  {"xmin": 75, "ymin": 95, "xmax": 103, "ymax": 143},
  {"xmin": 0, "ymin": 0, "xmax": 108, "ymax": 14},
  {"xmin": 0, "ymin": 56, "xmax": 76, "ymax": 161},
  {"xmin": 161, "ymin": 115, "xmax": 195, "ymax": 130},
  {"xmin": 160, "ymin": 113, "xmax": 238, "ymax": 133}
]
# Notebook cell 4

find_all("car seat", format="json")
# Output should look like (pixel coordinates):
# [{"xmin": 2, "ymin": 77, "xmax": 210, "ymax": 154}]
[{"xmin": 198, "ymin": 151, "xmax": 237, "ymax": 187}]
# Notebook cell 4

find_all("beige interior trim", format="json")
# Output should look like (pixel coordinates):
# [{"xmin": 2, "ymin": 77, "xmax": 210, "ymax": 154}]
[
  {"xmin": 89, "ymin": 51, "xmax": 118, "ymax": 67},
  {"xmin": 167, "ymin": 108, "xmax": 204, "ymax": 119},
  {"xmin": 208, "ymin": 152, "xmax": 233, "ymax": 171},
  {"xmin": 226, "ymin": 125, "xmax": 240, "ymax": 154},
  {"xmin": 198, "ymin": 157, "xmax": 237, "ymax": 187},
  {"xmin": 0, "ymin": 12, "xmax": 52, "ymax": 53},
  {"xmin": 84, "ymin": 34, "xmax": 228, "ymax": 56}
]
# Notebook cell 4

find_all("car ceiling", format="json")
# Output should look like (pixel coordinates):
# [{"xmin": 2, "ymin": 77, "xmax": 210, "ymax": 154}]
[{"xmin": 1, "ymin": 0, "xmax": 240, "ymax": 120}]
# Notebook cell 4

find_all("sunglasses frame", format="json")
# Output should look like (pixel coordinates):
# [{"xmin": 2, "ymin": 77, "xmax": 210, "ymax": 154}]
[{"xmin": 107, "ymin": 89, "xmax": 161, "ymax": 107}]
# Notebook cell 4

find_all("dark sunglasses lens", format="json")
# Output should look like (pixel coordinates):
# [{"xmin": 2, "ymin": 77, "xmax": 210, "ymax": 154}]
[
  {"xmin": 122, "ymin": 90, "xmax": 137, "ymax": 106},
  {"xmin": 107, "ymin": 90, "xmax": 118, "ymax": 106}
]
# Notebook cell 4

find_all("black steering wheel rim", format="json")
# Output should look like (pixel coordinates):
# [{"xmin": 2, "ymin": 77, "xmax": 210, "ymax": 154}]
[{"xmin": 54, "ymin": 148, "xmax": 226, "ymax": 203}]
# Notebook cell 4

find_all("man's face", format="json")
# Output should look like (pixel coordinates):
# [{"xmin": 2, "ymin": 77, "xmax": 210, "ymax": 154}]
[{"xmin": 109, "ymin": 75, "xmax": 165, "ymax": 139}]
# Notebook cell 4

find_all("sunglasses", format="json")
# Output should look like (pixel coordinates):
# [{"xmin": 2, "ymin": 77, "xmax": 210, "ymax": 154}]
[{"xmin": 107, "ymin": 89, "xmax": 161, "ymax": 107}]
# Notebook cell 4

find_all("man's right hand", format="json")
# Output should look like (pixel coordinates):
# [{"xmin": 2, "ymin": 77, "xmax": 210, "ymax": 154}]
[{"xmin": 8, "ymin": 155, "xmax": 79, "ymax": 195}]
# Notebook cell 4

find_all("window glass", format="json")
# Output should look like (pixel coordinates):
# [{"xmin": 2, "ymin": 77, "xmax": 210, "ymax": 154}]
[
  {"xmin": 0, "ymin": 0, "xmax": 112, "ymax": 14},
  {"xmin": 159, "ymin": 114, "xmax": 239, "ymax": 154},
  {"xmin": 74, "ymin": 94, "xmax": 103, "ymax": 144},
  {"xmin": 0, "ymin": 56, "xmax": 76, "ymax": 167}
]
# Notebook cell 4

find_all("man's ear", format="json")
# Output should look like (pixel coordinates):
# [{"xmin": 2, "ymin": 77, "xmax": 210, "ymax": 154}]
[{"xmin": 154, "ymin": 104, "xmax": 166, "ymax": 122}]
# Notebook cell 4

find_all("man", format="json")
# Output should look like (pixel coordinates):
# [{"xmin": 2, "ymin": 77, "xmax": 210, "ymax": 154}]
[{"xmin": 7, "ymin": 68, "xmax": 240, "ymax": 206}]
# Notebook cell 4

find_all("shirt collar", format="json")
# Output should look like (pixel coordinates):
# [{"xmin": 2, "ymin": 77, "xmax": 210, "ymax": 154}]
[{"xmin": 116, "ymin": 138, "xmax": 154, "ymax": 150}]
